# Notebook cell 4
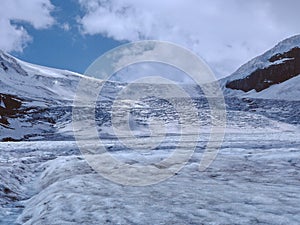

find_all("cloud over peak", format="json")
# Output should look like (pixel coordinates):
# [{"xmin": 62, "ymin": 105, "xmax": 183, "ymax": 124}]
[{"xmin": 78, "ymin": 0, "xmax": 300, "ymax": 77}]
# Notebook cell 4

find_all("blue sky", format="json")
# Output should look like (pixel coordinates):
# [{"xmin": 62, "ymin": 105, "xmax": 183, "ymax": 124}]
[
  {"xmin": 12, "ymin": 0, "xmax": 123, "ymax": 74},
  {"xmin": 1, "ymin": 0, "xmax": 300, "ymax": 78}
]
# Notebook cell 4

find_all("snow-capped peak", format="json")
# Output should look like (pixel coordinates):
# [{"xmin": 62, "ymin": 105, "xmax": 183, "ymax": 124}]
[
  {"xmin": 0, "ymin": 51, "xmax": 84, "ymax": 103},
  {"xmin": 221, "ymin": 35, "xmax": 300, "ymax": 101}
]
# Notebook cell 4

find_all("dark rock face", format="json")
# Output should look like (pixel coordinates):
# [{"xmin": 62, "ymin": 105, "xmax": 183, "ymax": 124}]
[
  {"xmin": 226, "ymin": 47, "xmax": 300, "ymax": 92},
  {"xmin": 0, "ymin": 94, "xmax": 22, "ymax": 127}
]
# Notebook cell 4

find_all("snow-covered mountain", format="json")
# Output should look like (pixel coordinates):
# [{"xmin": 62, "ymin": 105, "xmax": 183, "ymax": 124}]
[
  {"xmin": 0, "ymin": 51, "xmax": 85, "ymax": 141},
  {"xmin": 1, "ymin": 42, "xmax": 300, "ymax": 224},
  {"xmin": 0, "ymin": 50, "xmax": 84, "ymax": 103},
  {"xmin": 2, "ymin": 34, "xmax": 300, "ymax": 141},
  {"xmin": 221, "ymin": 35, "xmax": 300, "ymax": 100}
]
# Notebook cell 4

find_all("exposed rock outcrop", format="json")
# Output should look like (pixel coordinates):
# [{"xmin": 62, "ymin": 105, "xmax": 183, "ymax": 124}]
[{"xmin": 226, "ymin": 47, "xmax": 300, "ymax": 92}]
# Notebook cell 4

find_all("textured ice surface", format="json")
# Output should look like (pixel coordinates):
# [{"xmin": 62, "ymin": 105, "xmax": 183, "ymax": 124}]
[{"xmin": 1, "ymin": 108, "xmax": 299, "ymax": 225}]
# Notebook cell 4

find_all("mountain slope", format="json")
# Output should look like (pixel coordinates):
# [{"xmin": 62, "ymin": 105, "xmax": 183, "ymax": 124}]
[
  {"xmin": 0, "ymin": 51, "xmax": 125, "ymax": 141},
  {"xmin": 0, "ymin": 51, "xmax": 84, "ymax": 140},
  {"xmin": 0, "ymin": 50, "xmax": 83, "ymax": 104},
  {"xmin": 221, "ymin": 35, "xmax": 300, "ymax": 100},
  {"xmin": 1, "ymin": 34, "xmax": 300, "ymax": 141}
]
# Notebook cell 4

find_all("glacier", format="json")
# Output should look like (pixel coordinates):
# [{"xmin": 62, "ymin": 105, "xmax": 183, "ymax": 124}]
[{"xmin": 1, "ymin": 35, "xmax": 300, "ymax": 224}]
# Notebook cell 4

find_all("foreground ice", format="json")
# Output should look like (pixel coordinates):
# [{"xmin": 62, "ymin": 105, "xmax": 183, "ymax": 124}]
[{"xmin": 1, "ymin": 109, "xmax": 300, "ymax": 224}]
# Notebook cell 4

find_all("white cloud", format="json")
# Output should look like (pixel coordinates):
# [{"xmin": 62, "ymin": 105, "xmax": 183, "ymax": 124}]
[
  {"xmin": 78, "ymin": 0, "xmax": 300, "ymax": 77},
  {"xmin": 0, "ymin": 0, "xmax": 55, "ymax": 52},
  {"xmin": 61, "ymin": 23, "xmax": 71, "ymax": 31}
]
